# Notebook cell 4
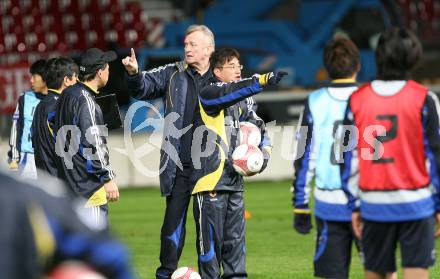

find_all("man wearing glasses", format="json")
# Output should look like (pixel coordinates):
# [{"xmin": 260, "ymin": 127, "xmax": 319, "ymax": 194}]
[{"xmin": 192, "ymin": 47, "xmax": 285, "ymax": 278}]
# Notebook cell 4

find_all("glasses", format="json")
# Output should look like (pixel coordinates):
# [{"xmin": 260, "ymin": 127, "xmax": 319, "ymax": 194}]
[{"xmin": 220, "ymin": 65, "xmax": 243, "ymax": 70}]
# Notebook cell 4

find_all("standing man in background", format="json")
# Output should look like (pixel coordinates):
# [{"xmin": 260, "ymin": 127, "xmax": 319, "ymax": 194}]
[
  {"xmin": 54, "ymin": 48, "xmax": 119, "ymax": 228},
  {"xmin": 342, "ymin": 27, "xmax": 439, "ymax": 279},
  {"xmin": 292, "ymin": 37, "xmax": 366, "ymax": 279},
  {"xmin": 8, "ymin": 59, "xmax": 47, "ymax": 179},
  {"xmin": 122, "ymin": 24, "xmax": 214, "ymax": 279},
  {"xmin": 33, "ymin": 57, "xmax": 78, "ymax": 178}
]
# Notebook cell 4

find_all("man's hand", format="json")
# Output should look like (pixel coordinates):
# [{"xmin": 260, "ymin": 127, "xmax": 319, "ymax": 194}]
[
  {"xmin": 122, "ymin": 48, "xmax": 139, "ymax": 75},
  {"xmin": 104, "ymin": 180, "xmax": 119, "ymax": 202},
  {"xmin": 259, "ymin": 147, "xmax": 271, "ymax": 173},
  {"xmin": 293, "ymin": 209, "xmax": 312, "ymax": 234},
  {"xmin": 352, "ymin": 211, "xmax": 362, "ymax": 239},
  {"xmin": 9, "ymin": 160, "xmax": 18, "ymax": 171},
  {"xmin": 258, "ymin": 71, "xmax": 288, "ymax": 86}
]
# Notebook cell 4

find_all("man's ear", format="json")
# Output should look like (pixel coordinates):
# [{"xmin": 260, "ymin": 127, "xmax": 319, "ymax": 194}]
[
  {"xmin": 63, "ymin": 76, "xmax": 69, "ymax": 87},
  {"xmin": 213, "ymin": 68, "xmax": 221, "ymax": 77}
]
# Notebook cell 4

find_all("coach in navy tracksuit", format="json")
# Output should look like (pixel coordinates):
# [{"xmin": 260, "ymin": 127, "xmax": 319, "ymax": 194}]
[
  {"xmin": 54, "ymin": 48, "xmax": 119, "ymax": 228},
  {"xmin": 123, "ymin": 25, "xmax": 215, "ymax": 279}
]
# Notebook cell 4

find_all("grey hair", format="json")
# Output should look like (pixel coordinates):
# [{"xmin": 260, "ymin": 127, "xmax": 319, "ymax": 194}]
[{"xmin": 185, "ymin": 24, "xmax": 215, "ymax": 50}]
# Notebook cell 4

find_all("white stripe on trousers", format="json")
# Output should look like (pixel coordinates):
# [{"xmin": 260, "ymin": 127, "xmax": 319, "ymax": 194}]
[
  {"xmin": 197, "ymin": 193, "xmax": 204, "ymax": 255},
  {"xmin": 90, "ymin": 206, "xmax": 101, "ymax": 226}
]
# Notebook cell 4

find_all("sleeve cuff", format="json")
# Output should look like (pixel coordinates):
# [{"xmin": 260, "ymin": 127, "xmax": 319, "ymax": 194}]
[
  {"xmin": 293, "ymin": 208, "xmax": 311, "ymax": 214},
  {"xmin": 125, "ymin": 71, "xmax": 141, "ymax": 80},
  {"xmin": 100, "ymin": 173, "xmax": 113, "ymax": 184}
]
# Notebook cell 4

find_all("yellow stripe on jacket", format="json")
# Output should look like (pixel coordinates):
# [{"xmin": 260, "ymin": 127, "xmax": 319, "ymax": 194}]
[{"xmin": 192, "ymin": 100, "xmax": 228, "ymax": 194}]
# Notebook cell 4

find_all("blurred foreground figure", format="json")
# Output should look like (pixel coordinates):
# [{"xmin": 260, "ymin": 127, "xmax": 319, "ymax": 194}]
[{"xmin": 0, "ymin": 170, "xmax": 135, "ymax": 279}]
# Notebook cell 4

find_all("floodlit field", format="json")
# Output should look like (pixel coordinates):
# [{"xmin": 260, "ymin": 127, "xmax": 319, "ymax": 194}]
[{"xmin": 110, "ymin": 181, "xmax": 440, "ymax": 279}]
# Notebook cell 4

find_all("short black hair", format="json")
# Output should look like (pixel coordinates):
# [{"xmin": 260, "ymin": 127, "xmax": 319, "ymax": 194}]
[
  {"xmin": 29, "ymin": 59, "xmax": 47, "ymax": 80},
  {"xmin": 210, "ymin": 48, "xmax": 240, "ymax": 70},
  {"xmin": 375, "ymin": 27, "xmax": 422, "ymax": 80},
  {"xmin": 44, "ymin": 57, "xmax": 78, "ymax": 90},
  {"xmin": 323, "ymin": 37, "xmax": 360, "ymax": 79}
]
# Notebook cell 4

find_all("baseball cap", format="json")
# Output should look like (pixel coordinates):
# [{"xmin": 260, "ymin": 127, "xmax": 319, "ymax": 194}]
[{"xmin": 79, "ymin": 48, "xmax": 117, "ymax": 75}]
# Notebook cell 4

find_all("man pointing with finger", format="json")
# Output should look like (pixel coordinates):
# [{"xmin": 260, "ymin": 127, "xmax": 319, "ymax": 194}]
[{"xmin": 123, "ymin": 25, "xmax": 215, "ymax": 278}]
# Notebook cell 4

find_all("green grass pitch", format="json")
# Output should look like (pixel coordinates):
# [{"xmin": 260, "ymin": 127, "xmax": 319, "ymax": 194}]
[{"xmin": 109, "ymin": 180, "xmax": 440, "ymax": 279}]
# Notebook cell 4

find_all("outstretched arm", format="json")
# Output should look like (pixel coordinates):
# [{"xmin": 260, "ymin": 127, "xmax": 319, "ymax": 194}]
[{"xmin": 200, "ymin": 71, "xmax": 287, "ymax": 116}]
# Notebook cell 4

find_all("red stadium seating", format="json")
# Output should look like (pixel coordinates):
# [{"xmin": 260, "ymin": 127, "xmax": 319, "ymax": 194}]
[{"xmin": 1, "ymin": 0, "xmax": 172, "ymax": 56}]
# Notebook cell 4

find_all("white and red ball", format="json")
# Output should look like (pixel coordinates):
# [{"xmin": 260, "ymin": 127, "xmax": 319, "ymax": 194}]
[
  {"xmin": 171, "ymin": 267, "xmax": 201, "ymax": 279},
  {"xmin": 48, "ymin": 261, "xmax": 106, "ymax": 279},
  {"xmin": 232, "ymin": 144, "xmax": 264, "ymax": 176},
  {"xmin": 239, "ymin": 122, "xmax": 261, "ymax": 146}
]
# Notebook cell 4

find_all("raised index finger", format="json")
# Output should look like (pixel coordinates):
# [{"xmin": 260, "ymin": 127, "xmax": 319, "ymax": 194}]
[{"xmin": 131, "ymin": 48, "xmax": 136, "ymax": 59}]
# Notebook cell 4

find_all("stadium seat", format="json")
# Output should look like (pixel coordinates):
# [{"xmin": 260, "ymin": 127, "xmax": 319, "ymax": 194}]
[
  {"xmin": 82, "ymin": 0, "xmax": 100, "ymax": 15},
  {"xmin": 4, "ymin": 33, "xmax": 17, "ymax": 53},
  {"xmin": 7, "ymin": 1, "xmax": 20, "ymax": 18},
  {"xmin": 24, "ymin": 32, "xmax": 38, "ymax": 52},
  {"xmin": 0, "ymin": 0, "xmax": 12, "ymax": 16},
  {"xmin": 45, "ymin": 32, "xmax": 59, "ymax": 51},
  {"xmin": 126, "ymin": 2, "xmax": 142, "ymax": 24},
  {"xmin": 0, "ymin": 0, "xmax": 174, "ymax": 55},
  {"xmin": 59, "ymin": 0, "xmax": 80, "ymax": 16},
  {"xmin": 48, "ymin": 0, "xmax": 61, "ymax": 16},
  {"xmin": 57, "ymin": 41, "xmax": 69, "ymax": 53},
  {"xmin": 126, "ymin": 29, "xmax": 145, "ymax": 48},
  {"xmin": 115, "ymin": 22, "xmax": 126, "ymax": 47},
  {"xmin": 0, "ymin": 28, "xmax": 5, "ymax": 54},
  {"xmin": 62, "ymin": 13, "xmax": 76, "ymax": 31},
  {"xmin": 22, "ymin": 14, "xmax": 35, "ymax": 31},
  {"xmin": 34, "ymin": 28, "xmax": 46, "ymax": 51},
  {"xmin": 28, "ymin": 9, "xmax": 43, "ymax": 29},
  {"xmin": 2, "ymin": 15, "xmax": 13, "ymax": 33},
  {"xmin": 99, "ymin": 0, "xmax": 120, "ymax": 11}
]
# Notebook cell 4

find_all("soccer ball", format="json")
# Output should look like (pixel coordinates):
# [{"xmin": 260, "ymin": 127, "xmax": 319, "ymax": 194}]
[
  {"xmin": 171, "ymin": 267, "xmax": 201, "ymax": 279},
  {"xmin": 48, "ymin": 261, "xmax": 106, "ymax": 279},
  {"xmin": 239, "ymin": 122, "xmax": 261, "ymax": 146},
  {"xmin": 232, "ymin": 144, "xmax": 264, "ymax": 176}
]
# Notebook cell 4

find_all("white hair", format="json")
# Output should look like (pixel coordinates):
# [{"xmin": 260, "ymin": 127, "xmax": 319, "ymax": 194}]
[{"xmin": 185, "ymin": 24, "xmax": 215, "ymax": 50}]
